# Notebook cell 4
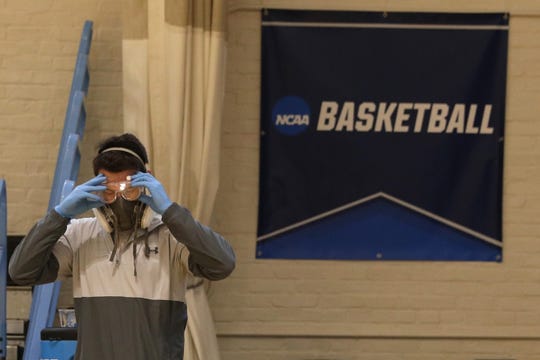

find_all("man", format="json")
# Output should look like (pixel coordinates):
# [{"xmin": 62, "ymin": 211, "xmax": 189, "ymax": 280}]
[{"xmin": 9, "ymin": 133, "xmax": 236, "ymax": 360}]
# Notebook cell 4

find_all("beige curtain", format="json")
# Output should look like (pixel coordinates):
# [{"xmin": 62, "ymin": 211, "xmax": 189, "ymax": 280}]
[{"xmin": 122, "ymin": 1, "xmax": 227, "ymax": 359}]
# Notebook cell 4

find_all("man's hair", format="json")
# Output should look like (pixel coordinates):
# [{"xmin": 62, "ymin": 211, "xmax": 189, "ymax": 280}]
[{"xmin": 93, "ymin": 133, "xmax": 149, "ymax": 175}]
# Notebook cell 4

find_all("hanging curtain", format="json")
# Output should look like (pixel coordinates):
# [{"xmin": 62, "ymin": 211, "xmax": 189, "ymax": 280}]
[{"xmin": 122, "ymin": 1, "xmax": 227, "ymax": 359}]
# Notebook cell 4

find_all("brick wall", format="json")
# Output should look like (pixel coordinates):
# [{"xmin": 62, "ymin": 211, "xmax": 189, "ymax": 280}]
[
  {"xmin": 212, "ymin": 0, "xmax": 540, "ymax": 359},
  {"xmin": 0, "ymin": 0, "xmax": 124, "ymax": 234}
]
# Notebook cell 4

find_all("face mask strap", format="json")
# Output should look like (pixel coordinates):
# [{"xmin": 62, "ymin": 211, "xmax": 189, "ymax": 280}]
[
  {"xmin": 100, "ymin": 147, "xmax": 147, "ymax": 170},
  {"xmin": 93, "ymin": 206, "xmax": 115, "ymax": 233}
]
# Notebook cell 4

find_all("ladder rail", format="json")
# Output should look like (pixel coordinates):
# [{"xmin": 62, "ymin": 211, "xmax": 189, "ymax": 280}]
[{"xmin": 23, "ymin": 20, "xmax": 93, "ymax": 360}]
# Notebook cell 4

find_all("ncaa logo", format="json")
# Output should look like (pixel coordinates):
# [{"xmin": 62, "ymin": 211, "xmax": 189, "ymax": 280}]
[{"xmin": 272, "ymin": 96, "xmax": 310, "ymax": 135}]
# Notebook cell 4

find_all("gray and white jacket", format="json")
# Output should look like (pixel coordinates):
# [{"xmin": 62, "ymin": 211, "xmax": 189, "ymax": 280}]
[{"xmin": 9, "ymin": 202, "xmax": 235, "ymax": 360}]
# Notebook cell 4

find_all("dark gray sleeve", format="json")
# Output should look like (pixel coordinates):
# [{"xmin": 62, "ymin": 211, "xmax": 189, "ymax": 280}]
[
  {"xmin": 161, "ymin": 203, "xmax": 235, "ymax": 281},
  {"xmin": 9, "ymin": 209, "xmax": 70, "ymax": 285}
]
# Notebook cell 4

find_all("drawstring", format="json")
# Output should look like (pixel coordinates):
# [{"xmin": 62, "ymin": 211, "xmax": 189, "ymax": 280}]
[
  {"xmin": 132, "ymin": 230, "xmax": 150, "ymax": 277},
  {"xmin": 132, "ymin": 241, "xmax": 137, "ymax": 276},
  {"xmin": 131, "ymin": 203, "xmax": 150, "ymax": 277},
  {"xmin": 131, "ymin": 203, "xmax": 142, "ymax": 276},
  {"xmin": 108, "ymin": 213, "xmax": 120, "ymax": 263},
  {"xmin": 144, "ymin": 235, "xmax": 151, "ymax": 257}
]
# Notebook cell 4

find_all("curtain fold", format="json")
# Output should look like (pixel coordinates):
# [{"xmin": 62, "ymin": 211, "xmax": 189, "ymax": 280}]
[{"xmin": 122, "ymin": 1, "xmax": 227, "ymax": 359}]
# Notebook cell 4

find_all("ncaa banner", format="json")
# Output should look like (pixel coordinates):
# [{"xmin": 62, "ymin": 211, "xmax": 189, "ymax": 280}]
[{"xmin": 257, "ymin": 10, "xmax": 508, "ymax": 261}]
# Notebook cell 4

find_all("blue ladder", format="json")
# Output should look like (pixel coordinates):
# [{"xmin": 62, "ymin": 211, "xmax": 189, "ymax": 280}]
[
  {"xmin": 23, "ymin": 20, "xmax": 93, "ymax": 360},
  {"xmin": 0, "ymin": 180, "xmax": 7, "ymax": 359}
]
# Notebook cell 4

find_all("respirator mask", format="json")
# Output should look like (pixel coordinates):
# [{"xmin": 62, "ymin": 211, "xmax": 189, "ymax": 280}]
[{"xmin": 92, "ymin": 179, "xmax": 153, "ymax": 233}]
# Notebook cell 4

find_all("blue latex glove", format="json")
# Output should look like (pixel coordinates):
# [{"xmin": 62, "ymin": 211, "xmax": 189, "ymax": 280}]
[
  {"xmin": 130, "ymin": 172, "xmax": 173, "ymax": 214},
  {"xmin": 54, "ymin": 174, "xmax": 107, "ymax": 218}
]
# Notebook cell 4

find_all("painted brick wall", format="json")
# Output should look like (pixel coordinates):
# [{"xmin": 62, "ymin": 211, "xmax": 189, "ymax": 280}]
[
  {"xmin": 212, "ymin": 0, "xmax": 540, "ymax": 359},
  {"xmin": 0, "ymin": 0, "xmax": 124, "ymax": 234}
]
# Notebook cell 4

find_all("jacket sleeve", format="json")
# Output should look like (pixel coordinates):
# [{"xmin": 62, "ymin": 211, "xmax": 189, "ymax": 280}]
[
  {"xmin": 9, "ymin": 209, "xmax": 70, "ymax": 285},
  {"xmin": 161, "ymin": 202, "xmax": 235, "ymax": 281}
]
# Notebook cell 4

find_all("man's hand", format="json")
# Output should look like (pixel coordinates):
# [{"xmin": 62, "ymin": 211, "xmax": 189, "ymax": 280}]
[
  {"xmin": 130, "ymin": 172, "xmax": 173, "ymax": 214},
  {"xmin": 54, "ymin": 174, "xmax": 107, "ymax": 218}
]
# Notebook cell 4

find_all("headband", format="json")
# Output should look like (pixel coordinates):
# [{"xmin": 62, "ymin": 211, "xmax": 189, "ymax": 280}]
[{"xmin": 101, "ymin": 147, "xmax": 146, "ymax": 166}]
